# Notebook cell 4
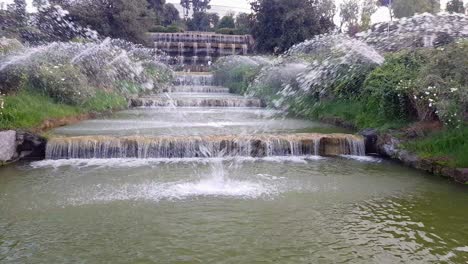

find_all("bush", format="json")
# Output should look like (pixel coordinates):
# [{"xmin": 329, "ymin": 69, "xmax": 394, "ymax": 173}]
[
  {"xmin": 149, "ymin": 25, "xmax": 184, "ymax": 33},
  {"xmin": 0, "ymin": 38, "xmax": 23, "ymax": 55},
  {"xmin": 149, "ymin": 25, "xmax": 169, "ymax": 33},
  {"xmin": 361, "ymin": 50, "xmax": 426, "ymax": 124},
  {"xmin": 213, "ymin": 56, "xmax": 271, "ymax": 94},
  {"xmin": 30, "ymin": 64, "xmax": 92, "ymax": 105},
  {"xmin": 215, "ymin": 28, "xmax": 240, "ymax": 35}
]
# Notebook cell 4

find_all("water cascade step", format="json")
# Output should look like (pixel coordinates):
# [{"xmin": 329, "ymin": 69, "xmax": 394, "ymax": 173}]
[
  {"xmin": 174, "ymin": 73, "xmax": 214, "ymax": 86},
  {"xmin": 170, "ymin": 86, "xmax": 230, "ymax": 93},
  {"xmin": 46, "ymin": 133, "xmax": 365, "ymax": 160},
  {"xmin": 130, "ymin": 97, "xmax": 265, "ymax": 108}
]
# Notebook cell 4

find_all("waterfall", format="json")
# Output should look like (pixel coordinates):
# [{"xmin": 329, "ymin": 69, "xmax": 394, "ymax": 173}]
[
  {"xmin": 170, "ymin": 86, "xmax": 230, "ymax": 93},
  {"xmin": 46, "ymin": 134, "xmax": 366, "ymax": 160},
  {"xmin": 174, "ymin": 74, "xmax": 214, "ymax": 86},
  {"xmin": 130, "ymin": 97, "xmax": 265, "ymax": 108}
]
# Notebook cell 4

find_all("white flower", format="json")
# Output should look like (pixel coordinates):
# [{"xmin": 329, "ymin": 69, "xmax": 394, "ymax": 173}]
[{"xmin": 450, "ymin": 88, "xmax": 458, "ymax": 92}]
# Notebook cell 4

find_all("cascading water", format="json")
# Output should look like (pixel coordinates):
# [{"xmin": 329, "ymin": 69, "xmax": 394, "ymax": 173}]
[{"xmin": 45, "ymin": 134, "xmax": 365, "ymax": 160}]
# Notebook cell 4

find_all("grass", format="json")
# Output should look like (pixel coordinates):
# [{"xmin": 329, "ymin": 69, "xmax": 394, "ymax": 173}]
[
  {"xmin": 404, "ymin": 125, "xmax": 468, "ymax": 168},
  {"xmin": 82, "ymin": 90, "xmax": 127, "ymax": 112},
  {"xmin": 302, "ymin": 99, "xmax": 410, "ymax": 131},
  {"xmin": 0, "ymin": 89, "xmax": 127, "ymax": 130}
]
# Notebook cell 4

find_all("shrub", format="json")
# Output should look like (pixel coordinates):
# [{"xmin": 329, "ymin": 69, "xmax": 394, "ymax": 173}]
[
  {"xmin": 149, "ymin": 25, "xmax": 169, "ymax": 33},
  {"xmin": 362, "ymin": 50, "xmax": 427, "ymax": 123},
  {"xmin": 0, "ymin": 38, "xmax": 24, "ymax": 55},
  {"xmin": 30, "ymin": 64, "xmax": 92, "ymax": 105},
  {"xmin": 215, "ymin": 28, "xmax": 240, "ymax": 35}
]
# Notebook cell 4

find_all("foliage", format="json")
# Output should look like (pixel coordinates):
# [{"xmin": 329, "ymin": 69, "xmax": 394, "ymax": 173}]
[
  {"xmin": 235, "ymin": 13, "xmax": 251, "ymax": 35},
  {"xmin": 180, "ymin": 0, "xmax": 211, "ymax": 16},
  {"xmin": 362, "ymin": 51, "xmax": 426, "ymax": 123},
  {"xmin": 380, "ymin": 0, "xmax": 440, "ymax": 19},
  {"xmin": 149, "ymin": 25, "xmax": 184, "ymax": 33},
  {"xmin": 215, "ymin": 28, "xmax": 241, "ymax": 35},
  {"xmin": 250, "ymin": 0, "xmax": 335, "ymax": 53},
  {"xmin": 0, "ymin": 39, "xmax": 173, "ymax": 111},
  {"xmin": 161, "ymin": 4, "xmax": 181, "ymax": 26},
  {"xmin": 446, "ymin": 0, "xmax": 465, "ymax": 13},
  {"xmin": 339, "ymin": 0, "xmax": 359, "ymax": 33},
  {"xmin": 339, "ymin": 0, "xmax": 376, "ymax": 35},
  {"xmin": 404, "ymin": 126, "xmax": 468, "ymax": 167},
  {"xmin": 31, "ymin": 64, "xmax": 92, "ymax": 105},
  {"xmin": 48, "ymin": 0, "xmax": 152, "ymax": 44},
  {"xmin": 186, "ymin": 12, "xmax": 219, "ymax": 31},
  {"xmin": 213, "ymin": 56, "xmax": 272, "ymax": 95},
  {"xmin": 0, "ymin": 38, "xmax": 23, "ymax": 55},
  {"xmin": 218, "ymin": 15, "xmax": 235, "ymax": 29}
]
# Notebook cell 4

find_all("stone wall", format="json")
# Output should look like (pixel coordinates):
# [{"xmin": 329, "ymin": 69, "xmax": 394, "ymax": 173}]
[
  {"xmin": 361, "ymin": 130, "xmax": 468, "ymax": 184},
  {"xmin": 0, "ymin": 130, "xmax": 46, "ymax": 164}
]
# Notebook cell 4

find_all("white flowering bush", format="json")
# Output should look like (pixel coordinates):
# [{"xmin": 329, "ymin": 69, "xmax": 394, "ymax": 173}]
[
  {"xmin": 31, "ymin": 64, "xmax": 92, "ymax": 105},
  {"xmin": 0, "ymin": 38, "xmax": 173, "ymax": 105}
]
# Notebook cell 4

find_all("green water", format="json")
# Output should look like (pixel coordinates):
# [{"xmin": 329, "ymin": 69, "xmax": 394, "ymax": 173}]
[{"xmin": 0, "ymin": 157, "xmax": 467, "ymax": 263}]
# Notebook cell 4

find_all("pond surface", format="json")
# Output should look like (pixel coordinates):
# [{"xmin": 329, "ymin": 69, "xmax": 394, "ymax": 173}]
[{"xmin": 1, "ymin": 83, "xmax": 467, "ymax": 263}]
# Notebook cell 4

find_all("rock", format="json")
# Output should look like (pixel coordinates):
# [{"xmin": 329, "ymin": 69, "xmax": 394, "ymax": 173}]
[
  {"xmin": 16, "ymin": 131, "xmax": 47, "ymax": 160},
  {"xmin": 0, "ymin": 130, "xmax": 17, "ymax": 162},
  {"xmin": 360, "ymin": 128, "xmax": 379, "ymax": 154},
  {"xmin": 376, "ymin": 133, "xmax": 401, "ymax": 158},
  {"xmin": 397, "ymin": 150, "xmax": 421, "ymax": 168},
  {"xmin": 453, "ymin": 168, "xmax": 468, "ymax": 184}
]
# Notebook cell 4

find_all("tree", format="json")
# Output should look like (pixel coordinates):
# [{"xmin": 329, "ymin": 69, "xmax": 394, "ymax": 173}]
[
  {"xmin": 12, "ymin": 0, "xmax": 27, "ymax": 28},
  {"xmin": 161, "ymin": 3, "xmax": 180, "ymax": 26},
  {"xmin": 218, "ymin": 14, "xmax": 235, "ymax": 29},
  {"xmin": 379, "ymin": 0, "xmax": 440, "ymax": 19},
  {"xmin": 186, "ymin": 11, "xmax": 218, "ymax": 31},
  {"xmin": 235, "ymin": 13, "xmax": 251, "ymax": 34},
  {"xmin": 32, "ymin": 0, "xmax": 48, "ymax": 8},
  {"xmin": 361, "ymin": 0, "xmax": 377, "ymax": 31},
  {"xmin": 446, "ymin": 0, "xmax": 465, "ymax": 13},
  {"xmin": 181, "ymin": 0, "xmax": 211, "ymax": 18},
  {"xmin": 250, "ymin": 0, "xmax": 335, "ymax": 53},
  {"xmin": 339, "ymin": 0, "xmax": 359, "ymax": 33},
  {"xmin": 62, "ymin": 0, "xmax": 153, "ymax": 44}
]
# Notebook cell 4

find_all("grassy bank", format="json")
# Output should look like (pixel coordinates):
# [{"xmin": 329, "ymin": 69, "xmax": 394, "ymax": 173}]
[
  {"xmin": 404, "ymin": 126, "xmax": 468, "ymax": 168},
  {"xmin": 0, "ymin": 89, "xmax": 127, "ymax": 130}
]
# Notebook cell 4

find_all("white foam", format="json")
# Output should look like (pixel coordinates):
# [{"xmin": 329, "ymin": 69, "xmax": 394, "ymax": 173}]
[
  {"xmin": 30, "ymin": 156, "xmax": 326, "ymax": 169},
  {"xmin": 455, "ymin": 246, "xmax": 468, "ymax": 252},
  {"xmin": 66, "ymin": 176, "xmax": 279, "ymax": 205},
  {"xmin": 340, "ymin": 155, "xmax": 382, "ymax": 163}
]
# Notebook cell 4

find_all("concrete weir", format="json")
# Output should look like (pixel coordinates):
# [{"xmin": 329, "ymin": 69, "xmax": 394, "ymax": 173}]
[{"xmin": 45, "ymin": 134, "xmax": 365, "ymax": 160}]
